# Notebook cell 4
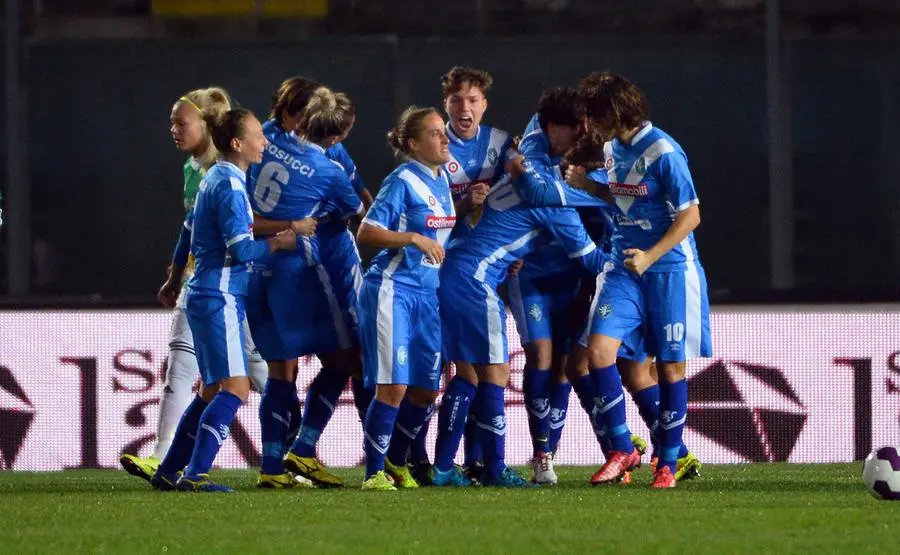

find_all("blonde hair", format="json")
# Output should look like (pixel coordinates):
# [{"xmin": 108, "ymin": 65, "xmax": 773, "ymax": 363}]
[
  {"xmin": 177, "ymin": 86, "xmax": 232, "ymax": 169},
  {"xmin": 298, "ymin": 87, "xmax": 355, "ymax": 145}
]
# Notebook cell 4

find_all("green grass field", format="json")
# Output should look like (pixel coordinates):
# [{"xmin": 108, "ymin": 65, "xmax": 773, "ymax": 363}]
[{"xmin": 0, "ymin": 464, "xmax": 895, "ymax": 554}]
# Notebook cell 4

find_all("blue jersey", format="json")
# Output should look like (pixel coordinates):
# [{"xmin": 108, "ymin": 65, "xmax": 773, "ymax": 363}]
[
  {"xmin": 326, "ymin": 143, "xmax": 365, "ymax": 196},
  {"xmin": 444, "ymin": 123, "xmax": 515, "ymax": 238},
  {"xmin": 362, "ymin": 159, "xmax": 456, "ymax": 291},
  {"xmin": 603, "ymin": 123, "xmax": 700, "ymax": 272},
  {"xmin": 443, "ymin": 180, "xmax": 608, "ymax": 289},
  {"xmin": 248, "ymin": 121, "xmax": 363, "ymax": 266},
  {"xmin": 515, "ymin": 114, "xmax": 604, "ymax": 209},
  {"xmin": 187, "ymin": 161, "xmax": 264, "ymax": 297}
]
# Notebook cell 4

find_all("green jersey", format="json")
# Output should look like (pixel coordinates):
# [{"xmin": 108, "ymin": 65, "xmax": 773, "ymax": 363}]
[{"xmin": 183, "ymin": 156, "xmax": 205, "ymax": 212}]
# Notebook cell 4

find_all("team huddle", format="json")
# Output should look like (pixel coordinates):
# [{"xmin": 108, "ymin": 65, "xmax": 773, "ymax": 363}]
[{"xmin": 118, "ymin": 66, "xmax": 711, "ymax": 492}]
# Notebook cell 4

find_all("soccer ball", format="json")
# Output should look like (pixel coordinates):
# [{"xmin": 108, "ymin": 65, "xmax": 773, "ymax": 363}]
[{"xmin": 862, "ymin": 446, "xmax": 900, "ymax": 500}]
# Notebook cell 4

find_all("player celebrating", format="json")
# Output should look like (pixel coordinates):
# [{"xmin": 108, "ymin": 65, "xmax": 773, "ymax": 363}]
[
  {"xmin": 150, "ymin": 108, "xmax": 298, "ymax": 492},
  {"xmin": 437, "ymin": 87, "xmax": 614, "ymax": 488},
  {"xmin": 573, "ymin": 72, "xmax": 711, "ymax": 488},
  {"xmin": 408, "ymin": 66, "xmax": 517, "ymax": 483},
  {"xmin": 246, "ymin": 86, "xmax": 365, "ymax": 488},
  {"xmin": 356, "ymin": 107, "xmax": 455, "ymax": 491},
  {"xmin": 119, "ymin": 88, "xmax": 269, "ymax": 482}
]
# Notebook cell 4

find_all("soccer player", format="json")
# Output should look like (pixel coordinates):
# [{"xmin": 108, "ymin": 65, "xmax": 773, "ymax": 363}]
[
  {"xmin": 572, "ymin": 72, "xmax": 711, "ymax": 488},
  {"xmin": 246, "ymin": 86, "xmax": 365, "ymax": 488},
  {"xmin": 119, "ymin": 88, "xmax": 271, "ymax": 482},
  {"xmin": 150, "ymin": 108, "xmax": 298, "ymax": 492},
  {"xmin": 356, "ymin": 106, "xmax": 455, "ymax": 491},
  {"xmin": 437, "ymin": 87, "xmax": 614, "ymax": 488},
  {"xmin": 410, "ymin": 66, "xmax": 517, "ymax": 484}
]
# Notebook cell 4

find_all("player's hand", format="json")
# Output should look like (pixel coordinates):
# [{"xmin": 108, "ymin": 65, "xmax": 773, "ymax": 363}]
[
  {"xmin": 507, "ymin": 157, "xmax": 526, "ymax": 179},
  {"xmin": 290, "ymin": 217, "xmax": 317, "ymax": 237},
  {"xmin": 469, "ymin": 183, "xmax": 489, "ymax": 207},
  {"xmin": 623, "ymin": 248, "xmax": 654, "ymax": 275},
  {"xmin": 271, "ymin": 229, "xmax": 298, "ymax": 251},
  {"xmin": 157, "ymin": 273, "xmax": 181, "ymax": 309},
  {"xmin": 565, "ymin": 165, "xmax": 590, "ymax": 190},
  {"xmin": 411, "ymin": 233, "xmax": 445, "ymax": 265},
  {"xmin": 508, "ymin": 259, "xmax": 524, "ymax": 276}
]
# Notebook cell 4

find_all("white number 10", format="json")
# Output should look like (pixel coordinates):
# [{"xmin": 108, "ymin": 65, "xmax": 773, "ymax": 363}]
[{"xmin": 664, "ymin": 322, "xmax": 685, "ymax": 342}]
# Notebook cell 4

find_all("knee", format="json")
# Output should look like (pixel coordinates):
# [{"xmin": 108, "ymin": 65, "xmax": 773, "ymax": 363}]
[
  {"xmin": 585, "ymin": 340, "xmax": 619, "ymax": 369},
  {"xmin": 525, "ymin": 341, "xmax": 553, "ymax": 370},
  {"xmin": 454, "ymin": 362, "xmax": 479, "ymax": 386},
  {"xmin": 164, "ymin": 349, "xmax": 199, "ymax": 390},
  {"xmin": 407, "ymin": 387, "xmax": 438, "ymax": 407},
  {"xmin": 658, "ymin": 362, "xmax": 686, "ymax": 383}
]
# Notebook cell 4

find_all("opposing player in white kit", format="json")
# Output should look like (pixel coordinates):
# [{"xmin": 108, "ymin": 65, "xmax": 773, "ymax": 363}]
[{"xmin": 119, "ymin": 88, "xmax": 270, "ymax": 482}]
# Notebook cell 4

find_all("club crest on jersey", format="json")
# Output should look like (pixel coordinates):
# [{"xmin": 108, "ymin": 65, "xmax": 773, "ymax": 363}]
[
  {"xmin": 397, "ymin": 346, "xmax": 408, "ymax": 365},
  {"xmin": 425, "ymin": 215, "xmax": 457, "ymax": 229},
  {"xmin": 528, "ymin": 304, "xmax": 543, "ymax": 322},
  {"xmin": 487, "ymin": 148, "xmax": 498, "ymax": 165},
  {"xmin": 596, "ymin": 304, "xmax": 613, "ymax": 318},
  {"xmin": 447, "ymin": 161, "xmax": 460, "ymax": 173},
  {"xmin": 635, "ymin": 156, "xmax": 647, "ymax": 175}
]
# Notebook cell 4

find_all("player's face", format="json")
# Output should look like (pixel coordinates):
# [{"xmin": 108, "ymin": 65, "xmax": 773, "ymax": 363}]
[
  {"xmin": 235, "ymin": 116, "xmax": 268, "ymax": 165},
  {"xmin": 444, "ymin": 82, "xmax": 487, "ymax": 140},
  {"xmin": 170, "ymin": 102, "xmax": 205, "ymax": 154},
  {"xmin": 546, "ymin": 122, "xmax": 581, "ymax": 156},
  {"xmin": 410, "ymin": 113, "xmax": 451, "ymax": 167}
]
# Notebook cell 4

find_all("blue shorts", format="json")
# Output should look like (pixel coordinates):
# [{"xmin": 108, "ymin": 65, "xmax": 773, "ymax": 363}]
[
  {"xmin": 507, "ymin": 270, "xmax": 581, "ymax": 354},
  {"xmin": 184, "ymin": 289, "xmax": 249, "ymax": 386},
  {"xmin": 440, "ymin": 271, "xmax": 508, "ymax": 365},
  {"xmin": 318, "ymin": 228, "xmax": 364, "ymax": 343},
  {"xmin": 360, "ymin": 279, "xmax": 442, "ymax": 391},
  {"xmin": 246, "ymin": 260, "xmax": 357, "ymax": 361},
  {"xmin": 587, "ymin": 263, "xmax": 712, "ymax": 362}
]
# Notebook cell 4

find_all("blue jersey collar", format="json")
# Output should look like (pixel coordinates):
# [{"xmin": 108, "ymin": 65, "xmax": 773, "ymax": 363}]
[
  {"xmin": 625, "ymin": 121, "xmax": 653, "ymax": 146},
  {"xmin": 300, "ymin": 139, "xmax": 327, "ymax": 154},
  {"xmin": 217, "ymin": 160, "xmax": 245, "ymax": 178}
]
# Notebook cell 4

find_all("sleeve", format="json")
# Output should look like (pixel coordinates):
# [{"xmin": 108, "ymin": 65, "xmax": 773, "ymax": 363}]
[
  {"xmin": 499, "ymin": 133, "xmax": 518, "ymax": 171},
  {"xmin": 538, "ymin": 207, "xmax": 608, "ymax": 275},
  {"xmin": 328, "ymin": 144, "xmax": 366, "ymax": 196},
  {"xmin": 515, "ymin": 154, "xmax": 604, "ymax": 208},
  {"xmin": 171, "ymin": 214, "xmax": 192, "ymax": 267},
  {"xmin": 362, "ymin": 177, "xmax": 406, "ymax": 231},
  {"xmin": 217, "ymin": 184, "xmax": 270, "ymax": 264},
  {"xmin": 329, "ymin": 168, "xmax": 365, "ymax": 219},
  {"xmin": 586, "ymin": 168, "xmax": 609, "ymax": 185},
  {"xmin": 656, "ymin": 152, "xmax": 698, "ymax": 211}
]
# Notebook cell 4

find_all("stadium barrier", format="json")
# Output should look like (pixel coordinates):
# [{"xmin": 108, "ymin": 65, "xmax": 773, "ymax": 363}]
[{"xmin": 1, "ymin": 308, "xmax": 898, "ymax": 470}]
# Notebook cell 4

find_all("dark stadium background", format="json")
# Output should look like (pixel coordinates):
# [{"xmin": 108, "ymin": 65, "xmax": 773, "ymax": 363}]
[{"xmin": 1, "ymin": 0, "xmax": 899, "ymax": 305}]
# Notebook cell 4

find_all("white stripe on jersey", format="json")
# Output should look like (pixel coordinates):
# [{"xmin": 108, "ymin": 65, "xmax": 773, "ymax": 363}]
[
  {"xmin": 219, "ymin": 260, "xmax": 232, "ymax": 293},
  {"xmin": 398, "ymin": 168, "xmax": 455, "ymax": 250},
  {"xmin": 483, "ymin": 282, "xmax": 505, "ymax": 364},
  {"xmin": 474, "ymin": 230, "xmax": 541, "ymax": 282},
  {"xmin": 606, "ymin": 137, "xmax": 674, "ymax": 214},
  {"xmin": 567, "ymin": 242, "xmax": 596, "ymax": 259},
  {"xmin": 444, "ymin": 152, "xmax": 469, "ymax": 184},
  {"xmin": 225, "ymin": 233, "xmax": 251, "ymax": 248},
  {"xmin": 478, "ymin": 128, "xmax": 510, "ymax": 181},
  {"xmin": 376, "ymin": 281, "xmax": 396, "ymax": 384}
]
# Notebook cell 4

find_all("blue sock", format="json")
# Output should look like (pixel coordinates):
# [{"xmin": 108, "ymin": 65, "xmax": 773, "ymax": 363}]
[
  {"xmin": 434, "ymin": 376, "xmax": 476, "ymax": 472},
  {"xmin": 572, "ymin": 374, "xmax": 609, "ymax": 456},
  {"xmin": 259, "ymin": 378, "xmax": 293, "ymax": 475},
  {"xmin": 548, "ymin": 382, "xmax": 572, "ymax": 454},
  {"xmin": 157, "ymin": 395, "xmax": 208, "ymax": 476},
  {"xmin": 632, "ymin": 384, "xmax": 660, "ymax": 454},
  {"xmin": 363, "ymin": 399, "xmax": 400, "ymax": 478},
  {"xmin": 472, "ymin": 382, "xmax": 507, "ymax": 480},
  {"xmin": 184, "ymin": 391, "xmax": 242, "ymax": 477},
  {"xmin": 284, "ymin": 382, "xmax": 302, "ymax": 448},
  {"xmin": 658, "ymin": 379, "xmax": 688, "ymax": 473},
  {"xmin": 351, "ymin": 377, "xmax": 374, "ymax": 426},
  {"xmin": 290, "ymin": 369, "xmax": 346, "ymax": 457},
  {"xmin": 591, "ymin": 364, "xmax": 633, "ymax": 453},
  {"xmin": 387, "ymin": 400, "xmax": 431, "ymax": 466},
  {"xmin": 463, "ymin": 408, "xmax": 483, "ymax": 466},
  {"xmin": 409, "ymin": 404, "xmax": 435, "ymax": 464},
  {"xmin": 523, "ymin": 367, "xmax": 552, "ymax": 455}
]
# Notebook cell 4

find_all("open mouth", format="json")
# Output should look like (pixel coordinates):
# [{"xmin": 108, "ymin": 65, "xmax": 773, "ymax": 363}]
[{"xmin": 456, "ymin": 115, "xmax": 474, "ymax": 131}]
